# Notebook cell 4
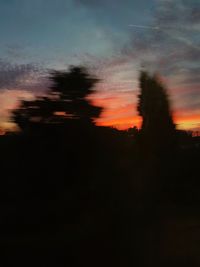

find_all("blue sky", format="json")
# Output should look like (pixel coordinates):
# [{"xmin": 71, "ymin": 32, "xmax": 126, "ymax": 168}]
[
  {"xmin": 0, "ymin": 0, "xmax": 199, "ymax": 131},
  {"xmin": 0, "ymin": 0, "xmax": 155, "ymax": 65}
]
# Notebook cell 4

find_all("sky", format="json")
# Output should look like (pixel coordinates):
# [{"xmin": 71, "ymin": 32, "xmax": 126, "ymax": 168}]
[{"xmin": 0, "ymin": 0, "xmax": 199, "ymax": 132}]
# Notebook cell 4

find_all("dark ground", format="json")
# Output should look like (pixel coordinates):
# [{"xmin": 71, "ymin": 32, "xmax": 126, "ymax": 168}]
[{"xmin": 0, "ymin": 128, "xmax": 200, "ymax": 267}]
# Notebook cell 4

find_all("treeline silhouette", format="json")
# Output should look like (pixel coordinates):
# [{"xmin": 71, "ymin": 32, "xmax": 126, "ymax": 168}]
[{"xmin": 0, "ymin": 66, "xmax": 200, "ymax": 267}]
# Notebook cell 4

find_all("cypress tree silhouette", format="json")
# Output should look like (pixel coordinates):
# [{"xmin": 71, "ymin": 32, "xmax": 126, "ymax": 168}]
[
  {"xmin": 137, "ymin": 71, "xmax": 176, "ymax": 155},
  {"xmin": 135, "ymin": 71, "xmax": 177, "ymax": 266},
  {"xmin": 13, "ymin": 66, "xmax": 102, "ymax": 134}
]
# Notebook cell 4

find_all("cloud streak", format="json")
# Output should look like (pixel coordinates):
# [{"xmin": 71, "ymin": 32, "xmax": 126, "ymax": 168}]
[{"xmin": 0, "ymin": 59, "xmax": 48, "ymax": 92}]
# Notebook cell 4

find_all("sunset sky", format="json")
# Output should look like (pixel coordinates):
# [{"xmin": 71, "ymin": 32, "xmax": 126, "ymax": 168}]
[{"xmin": 0, "ymin": 0, "xmax": 199, "ymax": 132}]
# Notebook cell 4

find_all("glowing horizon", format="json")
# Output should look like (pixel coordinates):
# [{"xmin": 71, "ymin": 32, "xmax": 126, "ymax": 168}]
[{"xmin": 0, "ymin": 85, "xmax": 199, "ymax": 134}]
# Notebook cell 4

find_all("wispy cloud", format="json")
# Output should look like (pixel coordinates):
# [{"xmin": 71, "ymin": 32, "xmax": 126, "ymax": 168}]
[{"xmin": 0, "ymin": 59, "xmax": 47, "ymax": 92}]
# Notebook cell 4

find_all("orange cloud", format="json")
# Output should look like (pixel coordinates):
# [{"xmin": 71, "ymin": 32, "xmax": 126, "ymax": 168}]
[
  {"xmin": 174, "ymin": 113, "xmax": 200, "ymax": 131},
  {"xmin": 0, "ymin": 89, "xmax": 34, "ymax": 132}
]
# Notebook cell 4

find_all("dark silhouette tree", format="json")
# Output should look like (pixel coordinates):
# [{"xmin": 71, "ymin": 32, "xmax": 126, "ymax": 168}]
[
  {"xmin": 135, "ymin": 71, "xmax": 178, "ymax": 266},
  {"xmin": 137, "ymin": 71, "xmax": 176, "ymax": 155},
  {"xmin": 13, "ymin": 66, "xmax": 102, "ymax": 134},
  {"xmin": 49, "ymin": 66, "xmax": 102, "ymax": 124}
]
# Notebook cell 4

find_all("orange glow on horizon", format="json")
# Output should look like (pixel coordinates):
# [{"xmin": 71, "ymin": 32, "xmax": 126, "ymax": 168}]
[
  {"xmin": 92, "ymin": 94, "xmax": 200, "ymax": 131},
  {"xmin": 95, "ymin": 112, "xmax": 200, "ymax": 131},
  {"xmin": 96, "ymin": 115, "xmax": 142, "ymax": 130},
  {"xmin": 0, "ymin": 87, "xmax": 199, "ymax": 133},
  {"xmin": 174, "ymin": 113, "xmax": 200, "ymax": 131},
  {"xmin": 94, "ymin": 96, "xmax": 200, "ymax": 131},
  {"xmin": 0, "ymin": 109, "xmax": 199, "ymax": 132}
]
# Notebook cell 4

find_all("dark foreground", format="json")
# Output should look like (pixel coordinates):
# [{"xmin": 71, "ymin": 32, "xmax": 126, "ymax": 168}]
[{"xmin": 0, "ymin": 127, "xmax": 200, "ymax": 267}]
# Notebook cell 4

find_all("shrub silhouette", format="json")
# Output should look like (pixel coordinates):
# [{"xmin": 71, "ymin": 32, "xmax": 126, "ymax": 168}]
[{"xmin": 13, "ymin": 66, "xmax": 102, "ymax": 134}]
